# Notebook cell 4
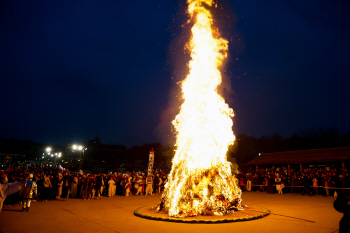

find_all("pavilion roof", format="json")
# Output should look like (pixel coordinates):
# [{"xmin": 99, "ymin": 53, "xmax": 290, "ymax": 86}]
[{"xmin": 246, "ymin": 146, "xmax": 350, "ymax": 166}]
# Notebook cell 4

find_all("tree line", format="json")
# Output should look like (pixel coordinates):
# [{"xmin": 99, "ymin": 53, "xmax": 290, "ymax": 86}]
[{"xmin": 125, "ymin": 127, "xmax": 350, "ymax": 165}]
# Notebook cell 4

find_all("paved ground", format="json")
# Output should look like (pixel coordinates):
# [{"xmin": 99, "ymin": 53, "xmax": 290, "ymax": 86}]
[{"xmin": 0, "ymin": 192, "xmax": 342, "ymax": 233}]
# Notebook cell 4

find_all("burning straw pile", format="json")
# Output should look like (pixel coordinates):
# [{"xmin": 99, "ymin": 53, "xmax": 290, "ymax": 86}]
[{"xmin": 157, "ymin": 165, "xmax": 243, "ymax": 217}]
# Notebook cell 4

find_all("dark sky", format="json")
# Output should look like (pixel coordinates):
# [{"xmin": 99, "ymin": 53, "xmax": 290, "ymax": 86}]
[{"xmin": 1, "ymin": 0, "xmax": 350, "ymax": 148}]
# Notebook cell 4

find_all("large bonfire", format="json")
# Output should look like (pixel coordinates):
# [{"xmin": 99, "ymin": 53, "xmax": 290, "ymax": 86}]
[{"xmin": 158, "ymin": 0, "xmax": 242, "ymax": 217}]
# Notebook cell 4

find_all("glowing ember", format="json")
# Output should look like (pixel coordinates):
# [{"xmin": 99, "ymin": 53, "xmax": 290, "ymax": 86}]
[{"xmin": 158, "ymin": 0, "xmax": 242, "ymax": 217}]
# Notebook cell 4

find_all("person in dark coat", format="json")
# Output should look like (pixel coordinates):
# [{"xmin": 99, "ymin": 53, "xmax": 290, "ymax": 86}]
[
  {"xmin": 291, "ymin": 174, "xmax": 297, "ymax": 193},
  {"xmin": 95, "ymin": 174, "xmax": 103, "ymax": 199},
  {"xmin": 62, "ymin": 172, "xmax": 72, "ymax": 200},
  {"xmin": 82, "ymin": 176, "xmax": 89, "ymax": 200},
  {"xmin": 259, "ymin": 175, "xmax": 265, "ymax": 192},
  {"xmin": 267, "ymin": 175, "xmax": 274, "ymax": 194},
  {"xmin": 50, "ymin": 174, "xmax": 58, "ymax": 200},
  {"xmin": 301, "ymin": 173, "xmax": 311, "ymax": 195},
  {"xmin": 87, "ymin": 175, "xmax": 95, "ymax": 199},
  {"xmin": 334, "ymin": 191, "xmax": 350, "ymax": 233},
  {"xmin": 153, "ymin": 174, "xmax": 159, "ymax": 194}
]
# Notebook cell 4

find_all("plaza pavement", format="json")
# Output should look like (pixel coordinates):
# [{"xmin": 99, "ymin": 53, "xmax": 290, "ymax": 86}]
[{"xmin": 0, "ymin": 192, "xmax": 342, "ymax": 233}]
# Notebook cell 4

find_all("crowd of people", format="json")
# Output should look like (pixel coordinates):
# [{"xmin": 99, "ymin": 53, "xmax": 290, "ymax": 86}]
[
  {"xmin": 1, "ymin": 162, "xmax": 349, "ymax": 210},
  {"xmin": 0, "ymin": 162, "xmax": 170, "ymax": 209},
  {"xmin": 238, "ymin": 166, "xmax": 350, "ymax": 196}
]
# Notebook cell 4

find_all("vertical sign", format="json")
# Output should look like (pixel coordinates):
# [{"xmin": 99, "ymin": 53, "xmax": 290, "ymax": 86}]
[{"xmin": 148, "ymin": 151, "xmax": 154, "ymax": 176}]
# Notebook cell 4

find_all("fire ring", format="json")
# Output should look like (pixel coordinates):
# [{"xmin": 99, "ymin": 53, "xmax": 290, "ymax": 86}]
[{"xmin": 134, "ymin": 204, "xmax": 270, "ymax": 223}]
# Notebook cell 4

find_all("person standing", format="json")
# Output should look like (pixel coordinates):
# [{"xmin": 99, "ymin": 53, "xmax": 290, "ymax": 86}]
[
  {"xmin": 78, "ymin": 176, "xmax": 84, "ymax": 198},
  {"xmin": 82, "ymin": 175, "xmax": 89, "ymax": 200},
  {"xmin": 33, "ymin": 174, "xmax": 42, "ymax": 202},
  {"xmin": 158, "ymin": 176, "xmax": 162, "ymax": 194},
  {"xmin": 87, "ymin": 175, "xmax": 95, "ymax": 199},
  {"xmin": 301, "ymin": 173, "xmax": 311, "ymax": 195},
  {"xmin": 267, "ymin": 175, "xmax": 274, "ymax": 194},
  {"xmin": 101, "ymin": 174, "xmax": 107, "ymax": 196},
  {"xmin": 239, "ymin": 177, "xmax": 245, "ymax": 192},
  {"xmin": 161, "ymin": 175, "xmax": 167, "ymax": 192},
  {"xmin": 62, "ymin": 172, "xmax": 72, "ymax": 201},
  {"xmin": 312, "ymin": 175, "xmax": 319, "ymax": 195},
  {"xmin": 291, "ymin": 174, "xmax": 297, "ymax": 193},
  {"xmin": 70, "ymin": 175, "xmax": 78, "ymax": 198},
  {"xmin": 324, "ymin": 177, "xmax": 330, "ymax": 196},
  {"xmin": 153, "ymin": 174, "xmax": 159, "ymax": 194},
  {"xmin": 246, "ymin": 175, "xmax": 252, "ymax": 192},
  {"xmin": 145, "ymin": 175, "xmax": 153, "ymax": 195},
  {"xmin": 134, "ymin": 175, "xmax": 143, "ymax": 195},
  {"xmin": 120, "ymin": 176, "xmax": 126, "ymax": 196},
  {"xmin": 142, "ymin": 175, "xmax": 146, "ymax": 194},
  {"xmin": 125, "ymin": 177, "xmax": 132, "ymax": 197},
  {"xmin": 108, "ymin": 177, "xmax": 115, "ymax": 197},
  {"xmin": 263, "ymin": 175, "xmax": 268, "ymax": 192},
  {"xmin": 21, "ymin": 174, "xmax": 37, "ymax": 211},
  {"xmin": 113, "ymin": 173, "xmax": 118, "ymax": 196},
  {"xmin": 282, "ymin": 174, "xmax": 288, "ymax": 193},
  {"xmin": 49, "ymin": 174, "xmax": 57, "ymax": 200},
  {"xmin": 42, "ymin": 174, "xmax": 51, "ymax": 202},
  {"xmin": 56, "ymin": 173, "xmax": 63, "ymax": 200},
  {"xmin": 275, "ymin": 173, "xmax": 283, "ymax": 194},
  {"xmin": 95, "ymin": 174, "xmax": 104, "ymax": 199},
  {"xmin": 116, "ymin": 174, "xmax": 123, "ymax": 195}
]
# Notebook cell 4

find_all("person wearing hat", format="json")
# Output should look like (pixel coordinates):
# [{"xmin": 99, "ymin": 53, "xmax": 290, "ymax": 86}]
[{"xmin": 21, "ymin": 174, "xmax": 37, "ymax": 211}]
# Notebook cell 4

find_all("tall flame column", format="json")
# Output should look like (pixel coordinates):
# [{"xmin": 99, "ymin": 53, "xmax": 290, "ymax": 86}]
[{"xmin": 160, "ymin": 0, "xmax": 242, "ymax": 217}]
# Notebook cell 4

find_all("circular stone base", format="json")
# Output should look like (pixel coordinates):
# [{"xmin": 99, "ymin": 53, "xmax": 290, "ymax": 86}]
[{"xmin": 134, "ymin": 204, "xmax": 270, "ymax": 223}]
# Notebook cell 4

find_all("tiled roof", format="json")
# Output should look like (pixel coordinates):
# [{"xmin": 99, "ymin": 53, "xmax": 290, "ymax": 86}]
[{"xmin": 246, "ymin": 146, "xmax": 350, "ymax": 165}]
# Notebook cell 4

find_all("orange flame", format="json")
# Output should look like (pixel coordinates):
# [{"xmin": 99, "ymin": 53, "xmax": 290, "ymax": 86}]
[{"xmin": 160, "ymin": 0, "xmax": 242, "ymax": 217}]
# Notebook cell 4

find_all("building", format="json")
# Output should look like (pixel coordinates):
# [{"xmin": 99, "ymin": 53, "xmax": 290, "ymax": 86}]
[
  {"xmin": 0, "ymin": 138, "xmax": 32, "ymax": 162},
  {"xmin": 246, "ymin": 146, "xmax": 350, "ymax": 172},
  {"xmin": 86, "ymin": 137, "xmax": 126, "ymax": 161}
]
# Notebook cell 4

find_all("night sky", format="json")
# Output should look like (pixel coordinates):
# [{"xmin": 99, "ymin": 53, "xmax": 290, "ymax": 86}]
[{"xmin": 1, "ymin": 0, "xmax": 350, "ymax": 148}]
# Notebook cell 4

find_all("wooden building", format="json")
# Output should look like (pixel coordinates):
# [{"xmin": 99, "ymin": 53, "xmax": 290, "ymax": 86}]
[{"xmin": 246, "ymin": 146, "xmax": 350, "ymax": 172}]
